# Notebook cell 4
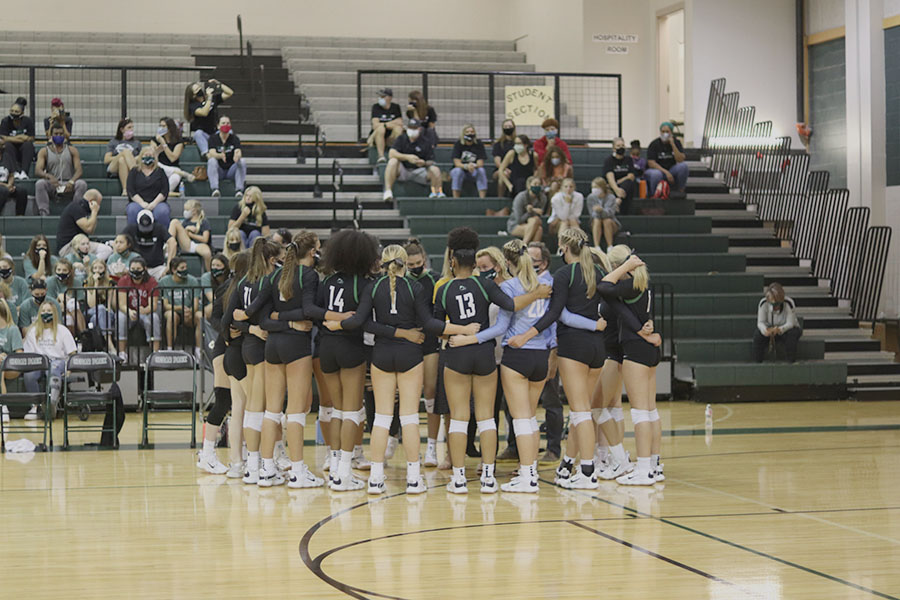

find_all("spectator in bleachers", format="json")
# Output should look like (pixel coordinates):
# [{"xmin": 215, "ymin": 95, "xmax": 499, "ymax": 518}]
[
  {"xmin": 533, "ymin": 118, "xmax": 572, "ymax": 165},
  {"xmin": 0, "ymin": 97, "xmax": 35, "ymax": 180},
  {"xmin": 85, "ymin": 259, "xmax": 114, "ymax": 336},
  {"xmin": 406, "ymin": 90, "xmax": 438, "ymax": 147},
  {"xmin": 169, "ymin": 198, "xmax": 212, "ymax": 270},
  {"xmin": 507, "ymin": 175, "xmax": 548, "ymax": 244},
  {"xmin": 127, "ymin": 147, "xmax": 171, "ymax": 228},
  {"xmin": 34, "ymin": 123, "xmax": 87, "ymax": 217},
  {"xmin": 184, "ymin": 79, "xmax": 233, "ymax": 159},
  {"xmin": 104, "ymin": 118, "xmax": 141, "ymax": 196},
  {"xmin": 382, "ymin": 118, "xmax": 443, "ymax": 201},
  {"xmin": 492, "ymin": 119, "xmax": 517, "ymax": 197},
  {"xmin": 630, "ymin": 139, "xmax": 646, "ymax": 173},
  {"xmin": 450, "ymin": 124, "xmax": 488, "ymax": 199},
  {"xmin": 271, "ymin": 228, "xmax": 292, "ymax": 246},
  {"xmin": 498, "ymin": 134, "xmax": 536, "ymax": 198},
  {"xmin": 222, "ymin": 228, "xmax": 244, "ymax": 262},
  {"xmin": 123, "ymin": 209, "xmax": 171, "ymax": 281},
  {"xmin": 228, "ymin": 186, "xmax": 269, "ymax": 247},
  {"xmin": 63, "ymin": 234, "xmax": 97, "ymax": 280},
  {"xmin": 56, "ymin": 189, "xmax": 112, "ymax": 262},
  {"xmin": 645, "ymin": 122, "xmax": 688, "ymax": 195},
  {"xmin": 0, "ymin": 298, "xmax": 23, "ymax": 413},
  {"xmin": 113, "ymin": 255, "xmax": 161, "ymax": 359},
  {"xmin": 201, "ymin": 253, "xmax": 229, "ymax": 319},
  {"xmin": 24, "ymin": 234, "xmax": 56, "ymax": 282},
  {"xmin": 0, "ymin": 144, "xmax": 28, "ymax": 215},
  {"xmin": 159, "ymin": 256, "xmax": 202, "ymax": 355},
  {"xmin": 151, "ymin": 117, "xmax": 196, "ymax": 195},
  {"xmin": 206, "ymin": 116, "xmax": 246, "ymax": 198},
  {"xmin": 369, "ymin": 88, "xmax": 403, "ymax": 162},
  {"xmin": 548, "ymin": 177, "xmax": 583, "ymax": 235},
  {"xmin": 43, "ymin": 98, "xmax": 72, "ymax": 141},
  {"xmin": 603, "ymin": 137, "xmax": 638, "ymax": 213},
  {"xmin": 106, "ymin": 233, "xmax": 140, "ymax": 281},
  {"xmin": 754, "ymin": 282, "xmax": 801, "ymax": 363},
  {"xmin": 586, "ymin": 177, "xmax": 620, "ymax": 250},
  {"xmin": 0, "ymin": 258, "xmax": 29, "ymax": 306},
  {"xmin": 17, "ymin": 279, "xmax": 60, "ymax": 332},
  {"xmin": 22, "ymin": 301, "xmax": 75, "ymax": 421},
  {"xmin": 47, "ymin": 258, "xmax": 85, "ymax": 332},
  {"xmin": 538, "ymin": 145, "xmax": 572, "ymax": 197}
]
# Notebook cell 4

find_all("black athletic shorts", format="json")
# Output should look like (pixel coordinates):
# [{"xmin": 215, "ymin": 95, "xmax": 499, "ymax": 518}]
[
  {"xmin": 556, "ymin": 329, "xmax": 607, "ymax": 369},
  {"xmin": 241, "ymin": 333, "xmax": 266, "ymax": 366},
  {"xmin": 443, "ymin": 342, "xmax": 497, "ymax": 376},
  {"xmin": 223, "ymin": 340, "xmax": 247, "ymax": 380},
  {"xmin": 211, "ymin": 333, "xmax": 226, "ymax": 359},
  {"xmin": 434, "ymin": 350, "xmax": 450, "ymax": 415},
  {"xmin": 501, "ymin": 347, "xmax": 550, "ymax": 382},
  {"xmin": 604, "ymin": 331, "xmax": 624, "ymax": 364},
  {"xmin": 622, "ymin": 339, "xmax": 660, "ymax": 368},
  {"xmin": 318, "ymin": 334, "xmax": 367, "ymax": 373},
  {"xmin": 265, "ymin": 331, "xmax": 312, "ymax": 364},
  {"xmin": 311, "ymin": 326, "xmax": 321, "ymax": 359},
  {"xmin": 422, "ymin": 334, "xmax": 440, "ymax": 356},
  {"xmin": 371, "ymin": 339, "xmax": 423, "ymax": 373}
]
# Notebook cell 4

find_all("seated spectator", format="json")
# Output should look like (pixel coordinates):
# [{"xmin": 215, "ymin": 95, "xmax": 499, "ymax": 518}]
[
  {"xmin": 127, "ymin": 147, "xmax": 170, "ymax": 228},
  {"xmin": 0, "ymin": 298, "xmax": 23, "ymax": 411},
  {"xmin": 754, "ymin": 283, "xmax": 801, "ymax": 363},
  {"xmin": 170, "ymin": 199, "xmax": 212, "ymax": 270},
  {"xmin": 406, "ymin": 90, "xmax": 438, "ymax": 147},
  {"xmin": 0, "ymin": 144, "xmax": 27, "ymax": 215},
  {"xmin": 271, "ymin": 228, "xmax": 292, "ymax": 246},
  {"xmin": 107, "ymin": 233, "xmax": 140, "ymax": 281},
  {"xmin": 498, "ymin": 134, "xmax": 536, "ymax": 198},
  {"xmin": 123, "ymin": 209, "xmax": 172, "ymax": 281},
  {"xmin": 382, "ymin": 119, "xmax": 442, "ymax": 201},
  {"xmin": 507, "ymin": 176, "xmax": 549, "ymax": 244},
  {"xmin": 23, "ymin": 234, "xmax": 57, "ymax": 282},
  {"xmin": 184, "ymin": 79, "xmax": 233, "ymax": 159},
  {"xmin": 630, "ymin": 139, "xmax": 646, "ymax": 173},
  {"xmin": 0, "ymin": 283, "xmax": 19, "ymax": 327},
  {"xmin": 206, "ymin": 116, "xmax": 246, "ymax": 198},
  {"xmin": 56, "ymin": 189, "xmax": 112, "ymax": 261},
  {"xmin": 22, "ymin": 301, "xmax": 76, "ymax": 420},
  {"xmin": 450, "ymin": 124, "xmax": 488, "ymax": 199},
  {"xmin": 222, "ymin": 228, "xmax": 244, "ymax": 261},
  {"xmin": 85, "ymin": 259, "xmax": 114, "ymax": 337},
  {"xmin": 63, "ymin": 234, "xmax": 97, "ymax": 280},
  {"xmin": 47, "ymin": 258, "xmax": 86, "ymax": 331},
  {"xmin": 0, "ymin": 257, "xmax": 29, "ymax": 306},
  {"xmin": 538, "ymin": 146, "xmax": 573, "ymax": 197},
  {"xmin": 104, "ymin": 118, "xmax": 141, "ymax": 196},
  {"xmin": 369, "ymin": 88, "xmax": 403, "ymax": 162},
  {"xmin": 645, "ymin": 122, "xmax": 688, "ymax": 195},
  {"xmin": 603, "ymin": 137, "xmax": 638, "ymax": 213},
  {"xmin": 533, "ymin": 118, "xmax": 572, "ymax": 165},
  {"xmin": 34, "ymin": 124, "xmax": 87, "ymax": 216},
  {"xmin": 0, "ymin": 97, "xmax": 35, "ymax": 180},
  {"xmin": 548, "ymin": 177, "xmax": 583, "ymax": 235},
  {"xmin": 113, "ymin": 256, "xmax": 161, "ymax": 359},
  {"xmin": 17, "ymin": 279, "xmax": 61, "ymax": 332},
  {"xmin": 151, "ymin": 117, "xmax": 196, "ymax": 195},
  {"xmin": 201, "ymin": 253, "xmax": 229, "ymax": 319},
  {"xmin": 586, "ymin": 178, "xmax": 620, "ymax": 250},
  {"xmin": 159, "ymin": 256, "xmax": 202, "ymax": 355},
  {"xmin": 228, "ymin": 187, "xmax": 269, "ymax": 247},
  {"xmin": 43, "ymin": 97, "xmax": 72, "ymax": 141},
  {"xmin": 492, "ymin": 119, "xmax": 517, "ymax": 197}
]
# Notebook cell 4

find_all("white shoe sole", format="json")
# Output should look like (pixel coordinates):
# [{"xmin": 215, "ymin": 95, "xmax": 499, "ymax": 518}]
[
  {"xmin": 196, "ymin": 459, "xmax": 228, "ymax": 475},
  {"xmin": 257, "ymin": 473, "xmax": 286, "ymax": 487},
  {"xmin": 367, "ymin": 482, "xmax": 386, "ymax": 495},
  {"xmin": 330, "ymin": 478, "xmax": 365, "ymax": 492},
  {"xmin": 500, "ymin": 481, "xmax": 539, "ymax": 494},
  {"xmin": 406, "ymin": 479, "xmax": 427, "ymax": 495},
  {"xmin": 616, "ymin": 473, "xmax": 656, "ymax": 486},
  {"xmin": 598, "ymin": 462, "xmax": 633, "ymax": 480},
  {"xmin": 446, "ymin": 481, "xmax": 468, "ymax": 495},
  {"xmin": 242, "ymin": 472, "xmax": 260, "ymax": 484}
]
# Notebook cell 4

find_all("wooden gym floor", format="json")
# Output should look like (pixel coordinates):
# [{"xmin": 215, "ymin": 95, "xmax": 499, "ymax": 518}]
[{"xmin": 1, "ymin": 400, "xmax": 899, "ymax": 599}]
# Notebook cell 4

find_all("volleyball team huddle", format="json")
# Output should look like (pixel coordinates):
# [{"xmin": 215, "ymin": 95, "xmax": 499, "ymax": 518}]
[{"xmin": 197, "ymin": 224, "xmax": 663, "ymax": 495}]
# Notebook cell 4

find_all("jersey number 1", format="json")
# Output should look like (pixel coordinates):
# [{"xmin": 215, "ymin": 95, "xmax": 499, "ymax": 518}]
[
  {"xmin": 455, "ymin": 292, "xmax": 476, "ymax": 319},
  {"xmin": 328, "ymin": 286, "xmax": 345, "ymax": 312}
]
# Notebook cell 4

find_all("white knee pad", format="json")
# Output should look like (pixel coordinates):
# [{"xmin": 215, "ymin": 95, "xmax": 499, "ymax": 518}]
[
  {"xmin": 476, "ymin": 418, "xmax": 497, "ymax": 434},
  {"xmin": 448, "ymin": 419, "xmax": 468, "ymax": 435},
  {"xmin": 331, "ymin": 409, "xmax": 344, "ymax": 421},
  {"xmin": 569, "ymin": 411, "xmax": 592, "ymax": 427},
  {"xmin": 648, "ymin": 409, "xmax": 660, "ymax": 422},
  {"xmin": 424, "ymin": 398, "xmax": 435, "ymax": 414},
  {"xmin": 631, "ymin": 408, "xmax": 651, "ymax": 425},
  {"xmin": 343, "ymin": 408, "xmax": 364, "ymax": 426},
  {"xmin": 592, "ymin": 408, "xmax": 612, "ymax": 425},
  {"xmin": 512, "ymin": 418, "xmax": 533, "ymax": 437},
  {"xmin": 243, "ymin": 411, "xmax": 264, "ymax": 432},
  {"xmin": 399, "ymin": 413, "xmax": 418, "ymax": 427},
  {"xmin": 372, "ymin": 413, "xmax": 393, "ymax": 430},
  {"xmin": 287, "ymin": 413, "xmax": 307, "ymax": 427},
  {"xmin": 264, "ymin": 411, "xmax": 282, "ymax": 424},
  {"xmin": 530, "ymin": 416, "xmax": 539, "ymax": 432},
  {"xmin": 319, "ymin": 406, "xmax": 333, "ymax": 423},
  {"xmin": 610, "ymin": 407, "xmax": 624, "ymax": 422}
]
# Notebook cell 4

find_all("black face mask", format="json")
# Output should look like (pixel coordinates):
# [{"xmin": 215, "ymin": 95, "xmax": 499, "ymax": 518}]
[
  {"xmin": 484, "ymin": 269, "xmax": 498, "ymax": 280},
  {"xmin": 36, "ymin": 247, "xmax": 48, "ymax": 253},
  {"xmin": 33, "ymin": 294, "xmax": 46, "ymax": 304},
  {"xmin": 274, "ymin": 261, "xmax": 284, "ymax": 269},
  {"xmin": 130, "ymin": 270, "xmax": 145, "ymax": 280},
  {"xmin": 409, "ymin": 265, "xmax": 424, "ymax": 277},
  {"xmin": 40, "ymin": 312, "xmax": 54, "ymax": 323},
  {"xmin": 211, "ymin": 268, "xmax": 227, "ymax": 279},
  {"xmin": 228, "ymin": 242, "xmax": 241, "ymax": 251},
  {"xmin": 0, "ymin": 268, "xmax": 11, "ymax": 278},
  {"xmin": 463, "ymin": 134, "xmax": 475, "ymax": 142},
  {"xmin": 502, "ymin": 127, "xmax": 515, "ymax": 136},
  {"xmin": 56, "ymin": 272, "xmax": 69, "ymax": 282},
  {"xmin": 141, "ymin": 156, "xmax": 155, "ymax": 166},
  {"xmin": 175, "ymin": 269, "xmax": 189, "ymax": 279},
  {"xmin": 615, "ymin": 147, "xmax": 626, "ymax": 157}
]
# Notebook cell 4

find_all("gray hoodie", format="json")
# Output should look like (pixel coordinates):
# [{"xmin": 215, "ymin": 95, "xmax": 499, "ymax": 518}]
[{"xmin": 757, "ymin": 296, "xmax": 798, "ymax": 335}]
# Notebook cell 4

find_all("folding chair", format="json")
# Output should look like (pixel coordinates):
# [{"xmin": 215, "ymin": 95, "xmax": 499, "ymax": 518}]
[
  {"xmin": 0, "ymin": 353, "xmax": 52, "ymax": 452},
  {"xmin": 63, "ymin": 352, "xmax": 118, "ymax": 449},
  {"xmin": 140, "ymin": 350, "xmax": 198, "ymax": 448}
]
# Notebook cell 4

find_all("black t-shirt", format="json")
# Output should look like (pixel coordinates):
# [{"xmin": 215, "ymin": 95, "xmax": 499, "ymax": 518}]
[
  {"xmin": 127, "ymin": 168, "xmax": 169, "ymax": 203},
  {"xmin": 434, "ymin": 274, "xmax": 515, "ymax": 332},
  {"xmin": 371, "ymin": 102, "xmax": 402, "ymax": 124},
  {"xmin": 452, "ymin": 141, "xmax": 487, "ymax": 166},
  {"xmin": 157, "ymin": 139, "xmax": 185, "ymax": 168},
  {"xmin": 647, "ymin": 137, "xmax": 684, "ymax": 171},
  {"xmin": 189, "ymin": 92, "xmax": 223, "ymax": 134},
  {"xmin": 209, "ymin": 132, "xmax": 241, "ymax": 170},
  {"xmin": 492, "ymin": 139, "xmax": 515, "ymax": 161},
  {"xmin": 0, "ymin": 115, "xmax": 35, "ymax": 138},
  {"xmin": 229, "ymin": 202, "xmax": 269, "ymax": 235},
  {"xmin": 603, "ymin": 154, "xmax": 637, "ymax": 181},
  {"xmin": 391, "ymin": 133, "xmax": 435, "ymax": 170},
  {"xmin": 422, "ymin": 106, "xmax": 438, "ymax": 127},
  {"xmin": 43, "ymin": 115, "xmax": 73, "ymax": 135},
  {"xmin": 56, "ymin": 198, "xmax": 91, "ymax": 251},
  {"xmin": 123, "ymin": 223, "xmax": 169, "ymax": 268}
]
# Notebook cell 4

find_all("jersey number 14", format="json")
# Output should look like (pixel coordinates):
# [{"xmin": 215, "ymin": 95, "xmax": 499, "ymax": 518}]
[{"xmin": 328, "ymin": 286, "xmax": 345, "ymax": 312}]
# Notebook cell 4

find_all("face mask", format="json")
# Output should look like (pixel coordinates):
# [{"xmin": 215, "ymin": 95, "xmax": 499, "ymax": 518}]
[
  {"xmin": 313, "ymin": 251, "xmax": 321, "ymax": 267},
  {"xmin": 514, "ymin": 144, "xmax": 525, "ymax": 154},
  {"xmin": 660, "ymin": 132, "xmax": 671, "ymax": 141},
  {"xmin": 503, "ymin": 127, "xmax": 515, "ymax": 136},
  {"xmin": 556, "ymin": 247, "xmax": 565, "ymax": 257},
  {"xmin": 51, "ymin": 135, "xmax": 65, "ymax": 145},
  {"xmin": 274, "ymin": 260, "xmax": 284, "ymax": 269},
  {"xmin": 175, "ymin": 268, "xmax": 189, "ymax": 278},
  {"xmin": 409, "ymin": 265, "xmax": 424, "ymax": 277},
  {"xmin": 591, "ymin": 187, "xmax": 603, "ymax": 196},
  {"xmin": 551, "ymin": 157, "xmax": 561, "ymax": 166},
  {"xmin": 228, "ymin": 242, "xmax": 241, "ymax": 251},
  {"xmin": 123, "ymin": 130, "xmax": 134, "ymax": 140},
  {"xmin": 183, "ymin": 210, "xmax": 192, "ymax": 220},
  {"xmin": 615, "ymin": 147, "xmax": 625, "ymax": 157},
  {"xmin": 408, "ymin": 100, "xmax": 418, "ymax": 107},
  {"xmin": 211, "ymin": 268, "xmax": 227, "ymax": 279},
  {"xmin": 0, "ymin": 268, "xmax": 10, "ymax": 278},
  {"xmin": 34, "ymin": 294, "xmax": 46, "ymax": 304},
  {"xmin": 36, "ymin": 247, "xmax": 48, "ymax": 253},
  {"xmin": 483, "ymin": 269, "xmax": 498, "ymax": 280},
  {"xmin": 40, "ymin": 313, "xmax": 54, "ymax": 323},
  {"xmin": 377, "ymin": 97, "xmax": 387, "ymax": 107},
  {"xmin": 406, "ymin": 128, "xmax": 419, "ymax": 140},
  {"xmin": 141, "ymin": 155, "xmax": 155, "ymax": 166},
  {"xmin": 10, "ymin": 112, "xmax": 20, "ymax": 120},
  {"xmin": 158, "ymin": 126, "xmax": 168, "ymax": 136},
  {"xmin": 463, "ymin": 134, "xmax": 475, "ymax": 142},
  {"xmin": 533, "ymin": 265, "xmax": 541, "ymax": 273},
  {"xmin": 219, "ymin": 124, "xmax": 232, "ymax": 135},
  {"xmin": 130, "ymin": 269, "xmax": 145, "ymax": 280},
  {"xmin": 56, "ymin": 272, "xmax": 68, "ymax": 282},
  {"xmin": 545, "ymin": 130, "xmax": 557, "ymax": 140},
  {"xmin": 530, "ymin": 185, "xmax": 543, "ymax": 195},
  {"xmin": 92, "ymin": 271, "xmax": 104, "ymax": 278}
]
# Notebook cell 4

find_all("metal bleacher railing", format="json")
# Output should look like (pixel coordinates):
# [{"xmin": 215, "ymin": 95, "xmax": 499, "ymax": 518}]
[
  {"xmin": 650, "ymin": 282, "xmax": 676, "ymax": 396},
  {"xmin": 701, "ymin": 78, "xmax": 892, "ymax": 324},
  {"xmin": 356, "ymin": 69, "xmax": 621, "ymax": 144}
]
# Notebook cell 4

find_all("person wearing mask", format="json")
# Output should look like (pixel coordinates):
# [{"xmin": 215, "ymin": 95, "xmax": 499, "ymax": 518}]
[
  {"xmin": 603, "ymin": 137, "xmax": 638, "ymax": 213},
  {"xmin": 382, "ymin": 119, "xmax": 442, "ymax": 202},
  {"xmin": 126, "ymin": 147, "xmax": 170, "ymax": 228},
  {"xmin": 492, "ymin": 120, "xmax": 517, "ymax": 198},
  {"xmin": 184, "ymin": 79, "xmax": 233, "ymax": 159},
  {"xmin": 0, "ymin": 258, "xmax": 29, "ymax": 306},
  {"xmin": 56, "ymin": 189, "xmax": 111, "ymax": 261},
  {"xmin": 169, "ymin": 199, "xmax": 212, "ymax": 270},
  {"xmin": 406, "ymin": 90, "xmax": 438, "ymax": 147},
  {"xmin": 0, "ymin": 143, "xmax": 27, "ymax": 215},
  {"xmin": 17, "ymin": 279, "xmax": 61, "ymax": 332},
  {"xmin": 586, "ymin": 178, "xmax": 621, "ymax": 250},
  {"xmin": 270, "ymin": 228, "xmax": 292, "ymax": 247},
  {"xmin": 645, "ymin": 122, "xmax": 688, "ymax": 195},
  {"xmin": 104, "ymin": 118, "xmax": 141, "ymax": 196},
  {"xmin": 0, "ymin": 298, "xmax": 23, "ymax": 421},
  {"xmin": 754, "ymin": 283, "xmax": 801, "ymax": 363},
  {"xmin": 201, "ymin": 254, "xmax": 229, "ymax": 319},
  {"xmin": 123, "ymin": 209, "xmax": 172, "ymax": 281},
  {"xmin": 113, "ymin": 256, "xmax": 161, "ymax": 359},
  {"xmin": 222, "ymin": 228, "xmax": 244, "ymax": 262},
  {"xmin": 46, "ymin": 258, "xmax": 86, "ymax": 332},
  {"xmin": 22, "ymin": 302, "xmax": 76, "ymax": 421},
  {"xmin": 538, "ymin": 146, "xmax": 573, "ymax": 197},
  {"xmin": 206, "ymin": 116, "xmax": 246, "ymax": 198},
  {"xmin": 43, "ymin": 97, "xmax": 72, "ymax": 141},
  {"xmin": 63, "ymin": 234, "xmax": 97, "ymax": 280},
  {"xmin": 84, "ymin": 259, "xmax": 114, "ymax": 337},
  {"xmin": 629, "ymin": 140, "xmax": 647, "ymax": 174},
  {"xmin": 506, "ymin": 175, "xmax": 548, "ymax": 244},
  {"xmin": 548, "ymin": 177, "xmax": 584, "ymax": 235},
  {"xmin": 532, "ymin": 118, "xmax": 572, "ymax": 165},
  {"xmin": 0, "ymin": 97, "xmax": 35, "ymax": 180},
  {"xmin": 369, "ymin": 88, "xmax": 403, "ymax": 161},
  {"xmin": 450, "ymin": 124, "xmax": 488, "ymax": 199},
  {"xmin": 159, "ymin": 257, "xmax": 202, "ymax": 356},
  {"xmin": 227, "ymin": 186, "xmax": 269, "ymax": 247},
  {"xmin": 150, "ymin": 117, "xmax": 196, "ymax": 194},
  {"xmin": 498, "ymin": 134, "xmax": 537, "ymax": 201},
  {"xmin": 106, "ymin": 233, "xmax": 140, "ymax": 281},
  {"xmin": 23, "ymin": 234, "xmax": 57, "ymax": 282}
]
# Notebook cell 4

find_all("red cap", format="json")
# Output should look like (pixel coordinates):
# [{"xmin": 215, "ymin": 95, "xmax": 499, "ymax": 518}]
[{"xmin": 51, "ymin": 97, "xmax": 63, "ymax": 107}]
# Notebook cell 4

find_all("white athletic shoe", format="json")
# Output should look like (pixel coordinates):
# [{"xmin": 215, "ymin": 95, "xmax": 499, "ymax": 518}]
[
  {"xmin": 196, "ymin": 453, "xmax": 229, "ymax": 474},
  {"xmin": 501, "ymin": 476, "xmax": 539, "ymax": 494},
  {"xmin": 446, "ymin": 477, "xmax": 468, "ymax": 495},
  {"xmin": 242, "ymin": 468, "xmax": 260, "ymax": 485},
  {"xmin": 288, "ymin": 465, "xmax": 325, "ymax": 489},
  {"xmin": 351, "ymin": 446, "xmax": 371, "ymax": 470},
  {"xmin": 598, "ymin": 461, "xmax": 633, "ymax": 481},
  {"xmin": 385, "ymin": 436, "xmax": 399, "ymax": 459},
  {"xmin": 406, "ymin": 476, "xmax": 427, "ymax": 495},
  {"xmin": 1, "ymin": 405, "xmax": 9, "ymax": 423},
  {"xmin": 563, "ymin": 471, "xmax": 599, "ymax": 490},
  {"xmin": 654, "ymin": 463, "xmax": 666, "ymax": 482},
  {"xmin": 24, "ymin": 405, "xmax": 38, "ymax": 421},
  {"xmin": 383, "ymin": 189, "xmax": 394, "ymax": 202},
  {"xmin": 274, "ymin": 445, "xmax": 291, "ymax": 472},
  {"xmin": 330, "ymin": 474, "xmax": 365, "ymax": 491},
  {"xmin": 367, "ymin": 477, "xmax": 386, "ymax": 495},
  {"xmin": 226, "ymin": 462, "xmax": 244, "ymax": 479},
  {"xmin": 480, "ymin": 476, "xmax": 499, "ymax": 494},
  {"xmin": 423, "ymin": 445, "xmax": 438, "ymax": 468},
  {"xmin": 616, "ymin": 470, "xmax": 656, "ymax": 486},
  {"xmin": 554, "ymin": 460, "xmax": 574, "ymax": 486},
  {"xmin": 257, "ymin": 469, "xmax": 286, "ymax": 487}
]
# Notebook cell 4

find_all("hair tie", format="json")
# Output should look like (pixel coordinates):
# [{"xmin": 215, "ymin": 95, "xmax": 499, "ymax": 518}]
[
  {"xmin": 453, "ymin": 248, "xmax": 476, "ymax": 258},
  {"xmin": 519, "ymin": 245, "xmax": 527, "ymax": 256}
]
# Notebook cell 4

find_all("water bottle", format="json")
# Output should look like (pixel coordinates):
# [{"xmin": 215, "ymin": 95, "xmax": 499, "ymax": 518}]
[{"xmin": 179, "ymin": 181, "xmax": 186, "ymax": 197}]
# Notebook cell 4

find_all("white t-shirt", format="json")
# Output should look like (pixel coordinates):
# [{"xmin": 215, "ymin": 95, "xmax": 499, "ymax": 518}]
[
  {"xmin": 549, "ymin": 192, "xmax": 584, "ymax": 223},
  {"xmin": 24, "ymin": 325, "xmax": 77, "ymax": 361}
]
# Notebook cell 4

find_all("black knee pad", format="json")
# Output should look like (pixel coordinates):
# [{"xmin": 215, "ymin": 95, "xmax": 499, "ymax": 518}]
[{"xmin": 206, "ymin": 387, "xmax": 232, "ymax": 426}]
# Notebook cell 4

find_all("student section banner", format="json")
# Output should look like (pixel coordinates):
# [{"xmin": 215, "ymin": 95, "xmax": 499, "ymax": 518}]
[{"xmin": 504, "ymin": 86, "xmax": 554, "ymax": 125}]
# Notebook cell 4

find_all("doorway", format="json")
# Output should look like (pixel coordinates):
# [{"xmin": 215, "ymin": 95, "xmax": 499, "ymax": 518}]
[{"xmin": 657, "ymin": 8, "xmax": 685, "ymax": 127}]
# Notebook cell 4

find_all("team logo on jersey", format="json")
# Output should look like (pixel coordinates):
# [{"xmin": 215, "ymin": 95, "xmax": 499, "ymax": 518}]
[
  {"xmin": 336, "ymin": 277, "xmax": 344, "ymax": 284},
  {"xmin": 459, "ymin": 284, "xmax": 467, "ymax": 291}
]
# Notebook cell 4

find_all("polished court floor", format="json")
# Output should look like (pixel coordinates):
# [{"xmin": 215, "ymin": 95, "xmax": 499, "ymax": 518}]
[{"xmin": 1, "ymin": 400, "xmax": 899, "ymax": 599}]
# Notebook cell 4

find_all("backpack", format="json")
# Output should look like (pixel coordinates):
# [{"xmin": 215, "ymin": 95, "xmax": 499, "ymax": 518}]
[
  {"xmin": 100, "ymin": 382, "xmax": 126, "ymax": 447},
  {"xmin": 652, "ymin": 180, "xmax": 670, "ymax": 200}
]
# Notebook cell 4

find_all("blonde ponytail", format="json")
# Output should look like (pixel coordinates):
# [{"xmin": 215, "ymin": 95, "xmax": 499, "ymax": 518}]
[
  {"xmin": 559, "ymin": 228, "xmax": 597, "ymax": 297},
  {"xmin": 382, "ymin": 245, "xmax": 408, "ymax": 310},
  {"xmin": 607, "ymin": 244, "xmax": 649, "ymax": 292},
  {"xmin": 502, "ymin": 239, "xmax": 538, "ymax": 292}
]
